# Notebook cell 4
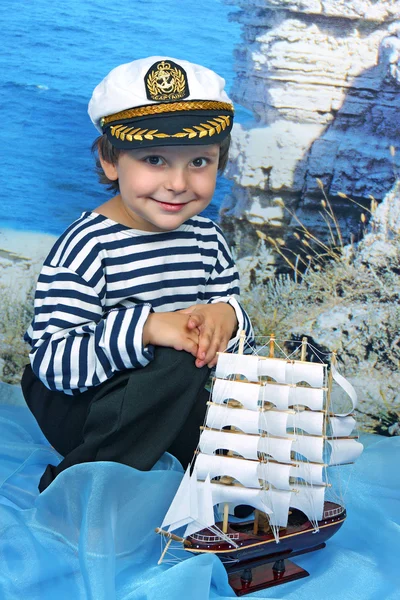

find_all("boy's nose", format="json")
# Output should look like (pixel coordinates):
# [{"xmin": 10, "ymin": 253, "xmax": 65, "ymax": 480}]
[{"xmin": 164, "ymin": 168, "xmax": 188, "ymax": 194}]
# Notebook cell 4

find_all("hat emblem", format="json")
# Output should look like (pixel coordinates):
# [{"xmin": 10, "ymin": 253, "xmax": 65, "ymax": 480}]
[{"xmin": 145, "ymin": 60, "xmax": 189, "ymax": 102}]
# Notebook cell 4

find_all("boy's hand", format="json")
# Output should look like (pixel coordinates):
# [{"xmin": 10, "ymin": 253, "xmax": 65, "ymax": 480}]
[
  {"xmin": 143, "ymin": 312, "xmax": 199, "ymax": 358},
  {"xmin": 179, "ymin": 303, "xmax": 238, "ymax": 368}
]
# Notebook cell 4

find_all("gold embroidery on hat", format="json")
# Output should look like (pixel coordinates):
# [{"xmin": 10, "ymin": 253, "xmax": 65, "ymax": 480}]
[
  {"xmin": 146, "ymin": 61, "xmax": 187, "ymax": 101},
  {"xmin": 101, "ymin": 101, "xmax": 233, "ymax": 127},
  {"xmin": 109, "ymin": 116, "xmax": 230, "ymax": 142}
]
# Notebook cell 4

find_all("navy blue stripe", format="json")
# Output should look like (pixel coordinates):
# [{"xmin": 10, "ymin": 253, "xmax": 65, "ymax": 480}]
[
  {"xmin": 34, "ymin": 305, "xmax": 101, "ymax": 323},
  {"xmin": 61, "ymin": 337, "xmax": 72, "ymax": 391},
  {"xmin": 106, "ymin": 277, "xmax": 206, "ymax": 300},
  {"xmin": 77, "ymin": 335, "xmax": 89, "ymax": 389},
  {"xmin": 106, "ymin": 261, "xmax": 211, "ymax": 284},
  {"xmin": 39, "ymin": 271, "xmax": 87, "ymax": 284},
  {"xmin": 108, "ymin": 310, "xmax": 127, "ymax": 371},
  {"xmin": 33, "ymin": 317, "xmax": 89, "ymax": 332},
  {"xmin": 31, "ymin": 340, "xmax": 51, "ymax": 383},
  {"xmin": 35, "ymin": 289, "xmax": 100, "ymax": 306},
  {"xmin": 92, "ymin": 370, "xmax": 100, "ymax": 387},
  {"xmin": 46, "ymin": 339, "xmax": 62, "ymax": 390},
  {"xmin": 126, "ymin": 310, "xmax": 139, "ymax": 366},
  {"xmin": 86, "ymin": 269, "xmax": 106, "ymax": 292},
  {"xmin": 204, "ymin": 286, "xmax": 240, "ymax": 300},
  {"xmin": 151, "ymin": 293, "xmax": 205, "ymax": 308},
  {"xmin": 66, "ymin": 244, "xmax": 103, "ymax": 273}
]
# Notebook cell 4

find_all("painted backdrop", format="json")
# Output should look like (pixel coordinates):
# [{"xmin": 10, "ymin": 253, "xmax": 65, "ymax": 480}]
[{"xmin": 1, "ymin": 0, "xmax": 400, "ymax": 436}]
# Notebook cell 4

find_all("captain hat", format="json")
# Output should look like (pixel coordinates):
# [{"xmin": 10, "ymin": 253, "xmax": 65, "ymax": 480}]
[{"xmin": 88, "ymin": 56, "xmax": 234, "ymax": 149}]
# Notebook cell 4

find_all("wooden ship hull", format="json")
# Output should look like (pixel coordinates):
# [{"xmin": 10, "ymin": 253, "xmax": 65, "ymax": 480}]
[{"xmin": 185, "ymin": 501, "xmax": 345, "ymax": 563}]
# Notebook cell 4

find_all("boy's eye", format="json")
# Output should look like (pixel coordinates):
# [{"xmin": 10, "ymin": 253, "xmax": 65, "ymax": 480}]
[
  {"xmin": 145, "ymin": 156, "xmax": 164, "ymax": 166},
  {"xmin": 191, "ymin": 158, "xmax": 208, "ymax": 168}
]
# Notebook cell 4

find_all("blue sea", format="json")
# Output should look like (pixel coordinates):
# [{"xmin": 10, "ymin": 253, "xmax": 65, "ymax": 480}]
[{"xmin": 0, "ymin": 0, "xmax": 248, "ymax": 236}]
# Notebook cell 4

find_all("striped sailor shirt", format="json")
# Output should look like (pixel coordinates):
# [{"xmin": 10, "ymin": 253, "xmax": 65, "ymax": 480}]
[{"xmin": 25, "ymin": 212, "xmax": 253, "ymax": 395}]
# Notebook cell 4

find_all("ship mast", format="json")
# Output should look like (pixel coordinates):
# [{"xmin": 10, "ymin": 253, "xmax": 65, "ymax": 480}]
[
  {"xmin": 222, "ymin": 331, "xmax": 246, "ymax": 534},
  {"xmin": 253, "ymin": 333, "xmax": 276, "ymax": 536},
  {"xmin": 324, "ymin": 350, "xmax": 336, "ymax": 437},
  {"xmin": 300, "ymin": 337, "xmax": 307, "ymax": 362}
]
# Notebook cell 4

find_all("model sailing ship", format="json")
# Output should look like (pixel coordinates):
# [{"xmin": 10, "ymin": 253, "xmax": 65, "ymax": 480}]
[{"xmin": 156, "ymin": 333, "xmax": 363, "ymax": 594}]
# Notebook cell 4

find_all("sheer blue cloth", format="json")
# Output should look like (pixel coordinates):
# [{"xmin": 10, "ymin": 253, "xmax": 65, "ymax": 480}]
[{"xmin": 0, "ymin": 385, "xmax": 399, "ymax": 599}]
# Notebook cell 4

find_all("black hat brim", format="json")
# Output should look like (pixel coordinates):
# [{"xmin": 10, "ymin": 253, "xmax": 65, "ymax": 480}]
[{"xmin": 103, "ymin": 109, "xmax": 233, "ymax": 149}]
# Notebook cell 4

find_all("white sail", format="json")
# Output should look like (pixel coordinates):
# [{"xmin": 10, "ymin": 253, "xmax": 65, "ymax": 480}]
[
  {"xmin": 327, "ymin": 438, "xmax": 364, "ymax": 465},
  {"xmin": 212, "ymin": 378, "xmax": 260, "ymax": 411},
  {"xmin": 201, "ymin": 481, "xmax": 274, "ymax": 516},
  {"xmin": 286, "ymin": 361, "xmax": 325, "ymax": 388},
  {"xmin": 260, "ymin": 383, "xmax": 290, "ymax": 410},
  {"xmin": 331, "ymin": 363, "xmax": 358, "ymax": 416},
  {"xmin": 291, "ymin": 435, "xmax": 324, "ymax": 463},
  {"xmin": 196, "ymin": 453, "xmax": 260, "ymax": 489},
  {"xmin": 200, "ymin": 429, "xmax": 259, "ymax": 460},
  {"xmin": 329, "ymin": 415, "xmax": 356, "ymax": 437},
  {"xmin": 291, "ymin": 461, "xmax": 324, "ymax": 485},
  {"xmin": 199, "ymin": 429, "xmax": 294, "ymax": 463},
  {"xmin": 259, "ymin": 410, "xmax": 291, "ymax": 437},
  {"xmin": 206, "ymin": 404, "xmax": 261, "ymax": 435},
  {"xmin": 290, "ymin": 485, "xmax": 326, "ymax": 522},
  {"xmin": 216, "ymin": 353, "xmax": 259, "ymax": 382},
  {"xmin": 259, "ymin": 436, "xmax": 294, "ymax": 463},
  {"xmin": 258, "ymin": 358, "xmax": 287, "ymax": 383},
  {"xmin": 289, "ymin": 386, "xmax": 325, "ymax": 411},
  {"xmin": 184, "ymin": 475, "xmax": 215, "ymax": 538},
  {"xmin": 264, "ymin": 488, "xmax": 293, "ymax": 527},
  {"xmin": 257, "ymin": 460, "xmax": 293, "ymax": 491},
  {"xmin": 287, "ymin": 410, "xmax": 324, "ymax": 435},
  {"xmin": 161, "ymin": 466, "xmax": 198, "ymax": 531}
]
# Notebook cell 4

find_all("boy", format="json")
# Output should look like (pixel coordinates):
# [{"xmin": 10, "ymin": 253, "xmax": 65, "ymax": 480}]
[{"xmin": 21, "ymin": 57, "xmax": 253, "ymax": 492}]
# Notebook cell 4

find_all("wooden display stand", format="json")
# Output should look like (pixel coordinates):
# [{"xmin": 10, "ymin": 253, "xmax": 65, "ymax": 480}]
[{"xmin": 225, "ymin": 543, "xmax": 326, "ymax": 596}]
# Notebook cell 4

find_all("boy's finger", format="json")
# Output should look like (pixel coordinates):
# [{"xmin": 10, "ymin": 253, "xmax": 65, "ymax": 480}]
[
  {"xmin": 207, "ymin": 335, "xmax": 229, "ymax": 368},
  {"xmin": 195, "ymin": 330, "xmax": 214, "ymax": 367},
  {"xmin": 204, "ymin": 339, "xmax": 221, "ymax": 367},
  {"xmin": 187, "ymin": 313, "xmax": 205, "ymax": 330},
  {"xmin": 200, "ymin": 330, "xmax": 223, "ymax": 367},
  {"xmin": 183, "ymin": 338, "xmax": 199, "ymax": 358},
  {"xmin": 197, "ymin": 327, "xmax": 214, "ymax": 356}
]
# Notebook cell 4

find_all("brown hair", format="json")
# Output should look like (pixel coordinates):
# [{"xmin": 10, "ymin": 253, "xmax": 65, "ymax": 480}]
[{"xmin": 91, "ymin": 133, "xmax": 231, "ymax": 193}]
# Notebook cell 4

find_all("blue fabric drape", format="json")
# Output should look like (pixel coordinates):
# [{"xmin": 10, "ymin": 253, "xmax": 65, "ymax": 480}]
[{"xmin": 0, "ymin": 392, "xmax": 399, "ymax": 599}]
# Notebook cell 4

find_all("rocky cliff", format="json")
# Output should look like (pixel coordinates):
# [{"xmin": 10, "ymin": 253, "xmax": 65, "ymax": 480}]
[{"xmin": 221, "ymin": 0, "xmax": 400, "ymax": 265}]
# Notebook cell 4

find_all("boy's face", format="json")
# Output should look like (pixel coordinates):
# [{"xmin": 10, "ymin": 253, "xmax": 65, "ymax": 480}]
[{"xmin": 100, "ymin": 144, "xmax": 220, "ymax": 232}]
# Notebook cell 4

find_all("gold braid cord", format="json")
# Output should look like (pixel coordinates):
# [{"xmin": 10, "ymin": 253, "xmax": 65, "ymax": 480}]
[
  {"xmin": 100, "ymin": 101, "xmax": 233, "ymax": 127},
  {"xmin": 109, "ymin": 115, "xmax": 231, "ymax": 142}
]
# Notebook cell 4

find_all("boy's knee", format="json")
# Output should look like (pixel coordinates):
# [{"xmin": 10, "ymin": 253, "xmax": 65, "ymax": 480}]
[
  {"xmin": 150, "ymin": 347, "xmax": 210, "ymax": 387},
  {"xmin": 152, "ymin": 347, "xmax": 196, "ymax": 369}
]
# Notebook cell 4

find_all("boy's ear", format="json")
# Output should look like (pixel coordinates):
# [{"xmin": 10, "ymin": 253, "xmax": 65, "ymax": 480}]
[{"xmin": 98, "ymin": 153, "xmax": 118, "ymax": 181}]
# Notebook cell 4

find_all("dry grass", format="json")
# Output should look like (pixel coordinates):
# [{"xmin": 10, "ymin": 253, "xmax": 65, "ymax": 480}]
[
  {"xmin": 0, "ymin": 284, "xmax": 34, "ymax": 384},
  {"xmin": 239, "ymin": 179, "xmax": 400, "ymax": 434}
]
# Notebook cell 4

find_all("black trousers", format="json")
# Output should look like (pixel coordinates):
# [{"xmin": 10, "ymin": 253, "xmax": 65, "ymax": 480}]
[{"xmin": 21, "ymin": 348, "xmax": 210, "ymax": 492}]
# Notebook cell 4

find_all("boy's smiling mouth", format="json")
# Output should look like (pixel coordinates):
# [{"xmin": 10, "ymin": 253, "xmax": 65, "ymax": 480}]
[{"xmin": 151, "ymin": 198, "xmax": 190, "ymax": 212}]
